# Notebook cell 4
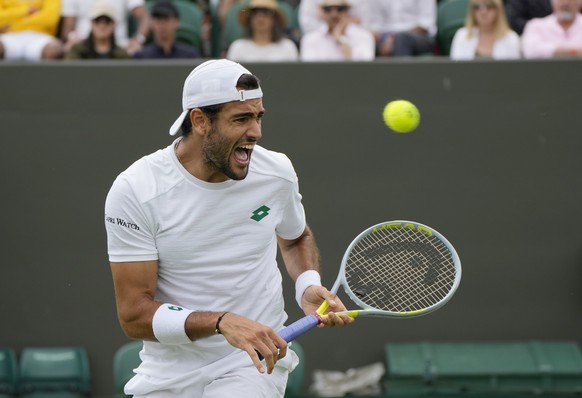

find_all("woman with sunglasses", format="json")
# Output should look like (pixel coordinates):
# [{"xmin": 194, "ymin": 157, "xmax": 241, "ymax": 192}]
[
  {"xmin": 450, "ymin": 0, "xmax": 521, "ymax": 60},
  {"xmin": 65, "ymin": 0, "xmax": 129, "ymax": 59},
  {"xmin": 226, "ymin": 0, "xmax": 298, "ymax": 62}
]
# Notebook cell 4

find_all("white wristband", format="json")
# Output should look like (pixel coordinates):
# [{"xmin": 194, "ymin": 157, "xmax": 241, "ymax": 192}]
[
  {"xmin": 295, "ymin": 270, "xmax": 322, "ymax": 309},
  {"xmin": 152, "ymin": 304, "xmax": 194, "ymax": 345}
]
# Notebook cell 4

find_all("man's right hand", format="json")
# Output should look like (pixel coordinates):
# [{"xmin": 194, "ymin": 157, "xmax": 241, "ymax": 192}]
[{"xmin": 216, "ymin": 312, "xmax": 288, "ymax": 375}]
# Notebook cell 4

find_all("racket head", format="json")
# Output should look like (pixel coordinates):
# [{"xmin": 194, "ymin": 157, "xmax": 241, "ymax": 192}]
[{"xmin": 337, "ymin": 220, "xmax": 461, "ymax": 318}]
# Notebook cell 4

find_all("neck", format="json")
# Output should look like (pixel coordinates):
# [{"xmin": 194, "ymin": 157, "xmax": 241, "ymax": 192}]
[
  {"xmin": 556, "ymin": 12, "xmax": 576, "ymax": 30},
  {"xmin": 94, "ymin": 37, "xmax": 112, "ymax": 52},
  {"xmin": 479, "ymin": 24, "xmax": 495, "ymax": 34},
  {"xmin": 253, "ymin": 30, "xmax": 272, "ymax": 45},
  {"xmin": 175, "ymin": 136, "xmax": 228, "ymax": 183},
  {"xmin": 156, "ymin": 37, "xmax": 175, "ymax": 53}
]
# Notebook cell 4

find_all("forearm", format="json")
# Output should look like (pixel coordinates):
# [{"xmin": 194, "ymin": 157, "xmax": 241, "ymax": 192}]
[
  {"xmin": 554, "ymin": 47, "xmax": 582, "ymax": 57},
  {"xmin": 129, "ymin": 6, "xmax": 150, "ymax": 47},
  {"xmin": 119, "ymin": 296, "xmax": 227, "ymax": 342},
  {"xmin": 116, "ymin": 295, "xmax": 161, "ymax": 341},
  {"xmin": 59, "ymin": 16, "xmax": 76, "ymax": 42}
]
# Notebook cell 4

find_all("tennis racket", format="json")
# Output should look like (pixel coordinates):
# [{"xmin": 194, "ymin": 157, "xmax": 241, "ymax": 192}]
[{"xmin": 279, "ymin": 220, "xmax": 462, "ymax": 342}]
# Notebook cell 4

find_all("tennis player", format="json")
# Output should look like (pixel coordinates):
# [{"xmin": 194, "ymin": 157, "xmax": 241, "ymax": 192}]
[{"xmin": 104, "ymin": 59, "xmax": 353, "ymax": 397}]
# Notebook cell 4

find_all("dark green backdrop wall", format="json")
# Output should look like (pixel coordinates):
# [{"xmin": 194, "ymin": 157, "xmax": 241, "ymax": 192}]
[{"xmin": 1, "ymin": 59, "xmax": 581, "ymax": 397}]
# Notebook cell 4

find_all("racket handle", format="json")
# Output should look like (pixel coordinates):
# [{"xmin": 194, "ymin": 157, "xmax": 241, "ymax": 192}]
[
  {"xmin": 257, "ymin": 314, "xmax": 322, "ymax": 360},
  {"xmin": 278, "ymin": 313, "xmax": 321, "ymax": 342}
]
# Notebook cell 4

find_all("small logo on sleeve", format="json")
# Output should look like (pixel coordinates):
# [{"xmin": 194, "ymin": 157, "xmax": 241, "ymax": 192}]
[{"xmin": 106, "ymin": 216, "xmax": 140, "ymax": 231}]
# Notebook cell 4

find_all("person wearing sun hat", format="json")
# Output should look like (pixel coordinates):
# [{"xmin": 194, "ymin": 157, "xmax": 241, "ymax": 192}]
[
  {"xmin": 300, "ymin": 0, "xmax": 375, "ymax": 61},
  {"xmin": 226, "ymin": 0, "xmax": 298, "ymax": 61},
  {"xmin": 105, "ymin": 59, "xmax": 353, "ymax": 396}
]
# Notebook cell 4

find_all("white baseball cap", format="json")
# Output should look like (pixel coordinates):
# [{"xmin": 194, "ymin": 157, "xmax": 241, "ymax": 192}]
[
  {"xmin": 169, "ymin": 59, "xmax": 263, "ymax": 136},
  {"xmin": 90, "ymin": 1, "xmax": 118, "ymax": 22}
]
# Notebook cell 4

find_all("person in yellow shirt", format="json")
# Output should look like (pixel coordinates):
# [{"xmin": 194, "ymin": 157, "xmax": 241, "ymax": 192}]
[{"xmin": 0, "ymin": 0, "xmax": 64, "ymax": 60}]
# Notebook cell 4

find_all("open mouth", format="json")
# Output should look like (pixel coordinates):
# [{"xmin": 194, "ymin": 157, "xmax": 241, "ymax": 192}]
[{"xmin": 233, "ymin": 144, "xmax": 255, "ymax": 166}]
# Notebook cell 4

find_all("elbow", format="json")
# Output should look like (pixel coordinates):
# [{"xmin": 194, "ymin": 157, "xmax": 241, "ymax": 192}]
[
  {"xmin": 117, "ymin": 305, "xmax": 156, "ymax": 341},
  {"xmin": 118, "ymin": 319, "xmax": 145, "ymax": 340}
]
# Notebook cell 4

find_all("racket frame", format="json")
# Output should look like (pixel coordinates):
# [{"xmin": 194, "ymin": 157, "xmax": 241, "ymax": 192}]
[
  {"xmin": 332, "ymin": 220, "xmax": 462, "ymax": 318},
  {"xmin": 279, "ymin": 220, "xmax": 461, "ymax": 342}
]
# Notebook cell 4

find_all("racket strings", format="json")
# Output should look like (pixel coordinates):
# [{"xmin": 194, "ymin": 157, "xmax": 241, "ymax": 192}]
[{"xmin": 345, "ymin": 227, "xmax": 457, "ymax": 313}]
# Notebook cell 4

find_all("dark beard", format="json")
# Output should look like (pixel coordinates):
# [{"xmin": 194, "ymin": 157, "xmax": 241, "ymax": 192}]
[{"xmin": 202, "ymin": 124, "xmax": 249, "ymax": 181}]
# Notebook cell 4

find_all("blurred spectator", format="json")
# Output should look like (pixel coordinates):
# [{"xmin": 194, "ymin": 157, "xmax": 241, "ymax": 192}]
[
  {"xmin": 0, "ymin": 0, "xmax": 63, "ymax": 60},
  {"xmin": 450, "ymin": 0, "xmax": 521, "ymax": 60},
  {"xmin": 226, "ymin": 0, "xmax": 298, "ymax": 62},
  {"xmin": 60, "ymin": 0, "xmax": 151, "ymax": 56},
  {"xmin": 360, "ymin": 0, "xmax": 436, "ymax": 57},
  {"xmin": 133, "ymin": 0, "xmax": 200, "ymax": 59},
  {"xmin": 506, "ymin": 0, "xmax": 552, "ymax": 35},
  {"xmin": 522, "ymin": 0, "xmax": 582, "ymax": 58},
  {"xmin": 219, "ymin": 0, "xmax": 300, "ymax": 28},
  {"xmin": 65, "ymin": 0, "xmax": 130, "ymax": 59},
  {"xmin": 300, "ymin": 0, "xmax": 374, "ymax": 61},
  {"xmin": 298, "ymin": 0, "xmax": 366, "ymax": 34},
  {"xmin": 218, "ymin": 0, "xmax": 239, "ymax": 28}
]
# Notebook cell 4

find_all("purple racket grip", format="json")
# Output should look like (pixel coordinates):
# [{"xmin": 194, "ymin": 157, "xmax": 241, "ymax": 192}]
[{"xmin": 278, "ymin": 313, "xmax": 322, "ymax": 342}]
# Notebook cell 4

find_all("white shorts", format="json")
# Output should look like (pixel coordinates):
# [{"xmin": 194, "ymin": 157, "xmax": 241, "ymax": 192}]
[
  {"xmin": 0, "ymin": 31, "xmax": 55, "ymax": 61},
  {"xmin": 132, "ymin": 364, "xmax": 289, "ymax": 398},
  {"xmin": 127, "ymin": 347, "xmax": 298, "ymax": 398}
]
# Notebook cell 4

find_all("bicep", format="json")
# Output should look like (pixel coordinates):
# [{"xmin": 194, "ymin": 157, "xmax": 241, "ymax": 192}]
[{"xmin": 278, "ymin": 225, "xmax": 320, "ymax": 281}]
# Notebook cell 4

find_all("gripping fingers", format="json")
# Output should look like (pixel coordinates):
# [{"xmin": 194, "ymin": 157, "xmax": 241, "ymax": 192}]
[
  {"xmin": 248, "ymin": 347, "xmax": 266, "ymax": 374},
  {"xmin": 321, "ymin": 312, "xmax": 354, "ymax": 327},
  {"xmin": 251, "ymin": 340, "xmax": 287, "ymax": 374}
]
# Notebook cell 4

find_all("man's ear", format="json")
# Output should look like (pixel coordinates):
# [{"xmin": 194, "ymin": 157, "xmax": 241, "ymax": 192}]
[{"xmin": 190, "ymin": 109, "xmax": 211, "ymax": 136}]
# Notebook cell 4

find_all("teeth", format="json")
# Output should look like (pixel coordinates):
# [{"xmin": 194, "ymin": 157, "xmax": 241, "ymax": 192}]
[{"xmin": 239, "ymin": 144, "xmax": 255, "ymax": 150}]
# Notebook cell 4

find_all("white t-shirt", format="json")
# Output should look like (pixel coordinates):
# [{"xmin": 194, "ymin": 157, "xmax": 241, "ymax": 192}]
[
  {"xmin": 105, "ymin": 140, "xmax": 305, "ymax": 393},
  {"xmin": 300, "ymin": 23, "xmax": 375, "ymax": 61},
  {"xmin": 450, "ymin": 27, "xmax": 522, "ymax": 60},
  {"xmin": 226, "ymin": 38, "xmax": 299, "ymax": 62},
  {"xmin": 298, "ymin": 0, "xmax": 368, "ymax": 34},
  {"xmin": 360, "ymin": 0, "xmax": 437, "ymax": 37},
  {"xmin": 61, "ymin": 0, "xmax": 144, "ymax": 46}
]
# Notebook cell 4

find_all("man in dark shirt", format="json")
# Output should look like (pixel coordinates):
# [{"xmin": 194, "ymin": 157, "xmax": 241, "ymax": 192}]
[
  {"xmin": 506, "ymin": 0, "xmax": 553, "ymax": 35},
  {"xmin": 134, "ymin": 0, "xmax": 200, "ymax": 59}
]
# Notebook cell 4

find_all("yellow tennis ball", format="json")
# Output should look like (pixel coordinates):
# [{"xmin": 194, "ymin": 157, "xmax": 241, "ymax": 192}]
[{"xmin": 383, "ymin": 100, "xmax": 420, "ymax": 133}]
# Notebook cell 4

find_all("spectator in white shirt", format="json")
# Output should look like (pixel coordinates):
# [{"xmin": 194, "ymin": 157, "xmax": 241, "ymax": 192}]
[
  {"xmin": 450, "ymin": 0, "xmax": 521, "ymax": 60},
  {"xmin": 60, "ymin": 0, "xmax": 151, "ymax": 55},
  {"xmin": 298, "ymin": 0, "xmax": 366, "ymax": 34},
  {"xmin": 360, "ymin": 0, "xmax": 437, "ymax": 57},
  {"xmin": 300, "ymin": 0, "xmax": 375, "ymax": 61},
  {"xmin": 227, "ymin": 0, "xmax": 299, "ymax": 62}
]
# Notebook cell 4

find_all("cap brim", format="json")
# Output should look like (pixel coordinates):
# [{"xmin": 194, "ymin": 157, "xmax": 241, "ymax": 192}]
[{"xmin": 169, "ymin": 110, "xmax": 189, "ymax": 136}]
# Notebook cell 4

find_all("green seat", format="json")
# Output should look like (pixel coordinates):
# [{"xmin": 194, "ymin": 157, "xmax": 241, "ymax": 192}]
[
  {"xmin": 0, "ymin": 348, "xmax": 18, "ymax": 397},
  {"xmin": 113, "ymin": 341, "xmax": 142, "ymax": 398},
  {"xmin": 285, "ymin": 341, "xmax": 305, "ymax": 398},
  {"xmin": 209, "ymin": 0, "xmax": 222, "ymax": 57},
  {"xmin": 385, "ymin": 340, "xmax": 582, "ymax": 396},
  {"xmin": 222, "ymin": 0, "xmax": 298, "ymax": 53},
  {"xmin": 145, "ymin": 0, "xmax": 204, "ymax": 51},
  {"xmin": 18, "ymin": 347, "xmax": 90, "ymax": 398},
  {"xmin": 437, "ymin": 0, "xmax": 469, "ymax": 56}
]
